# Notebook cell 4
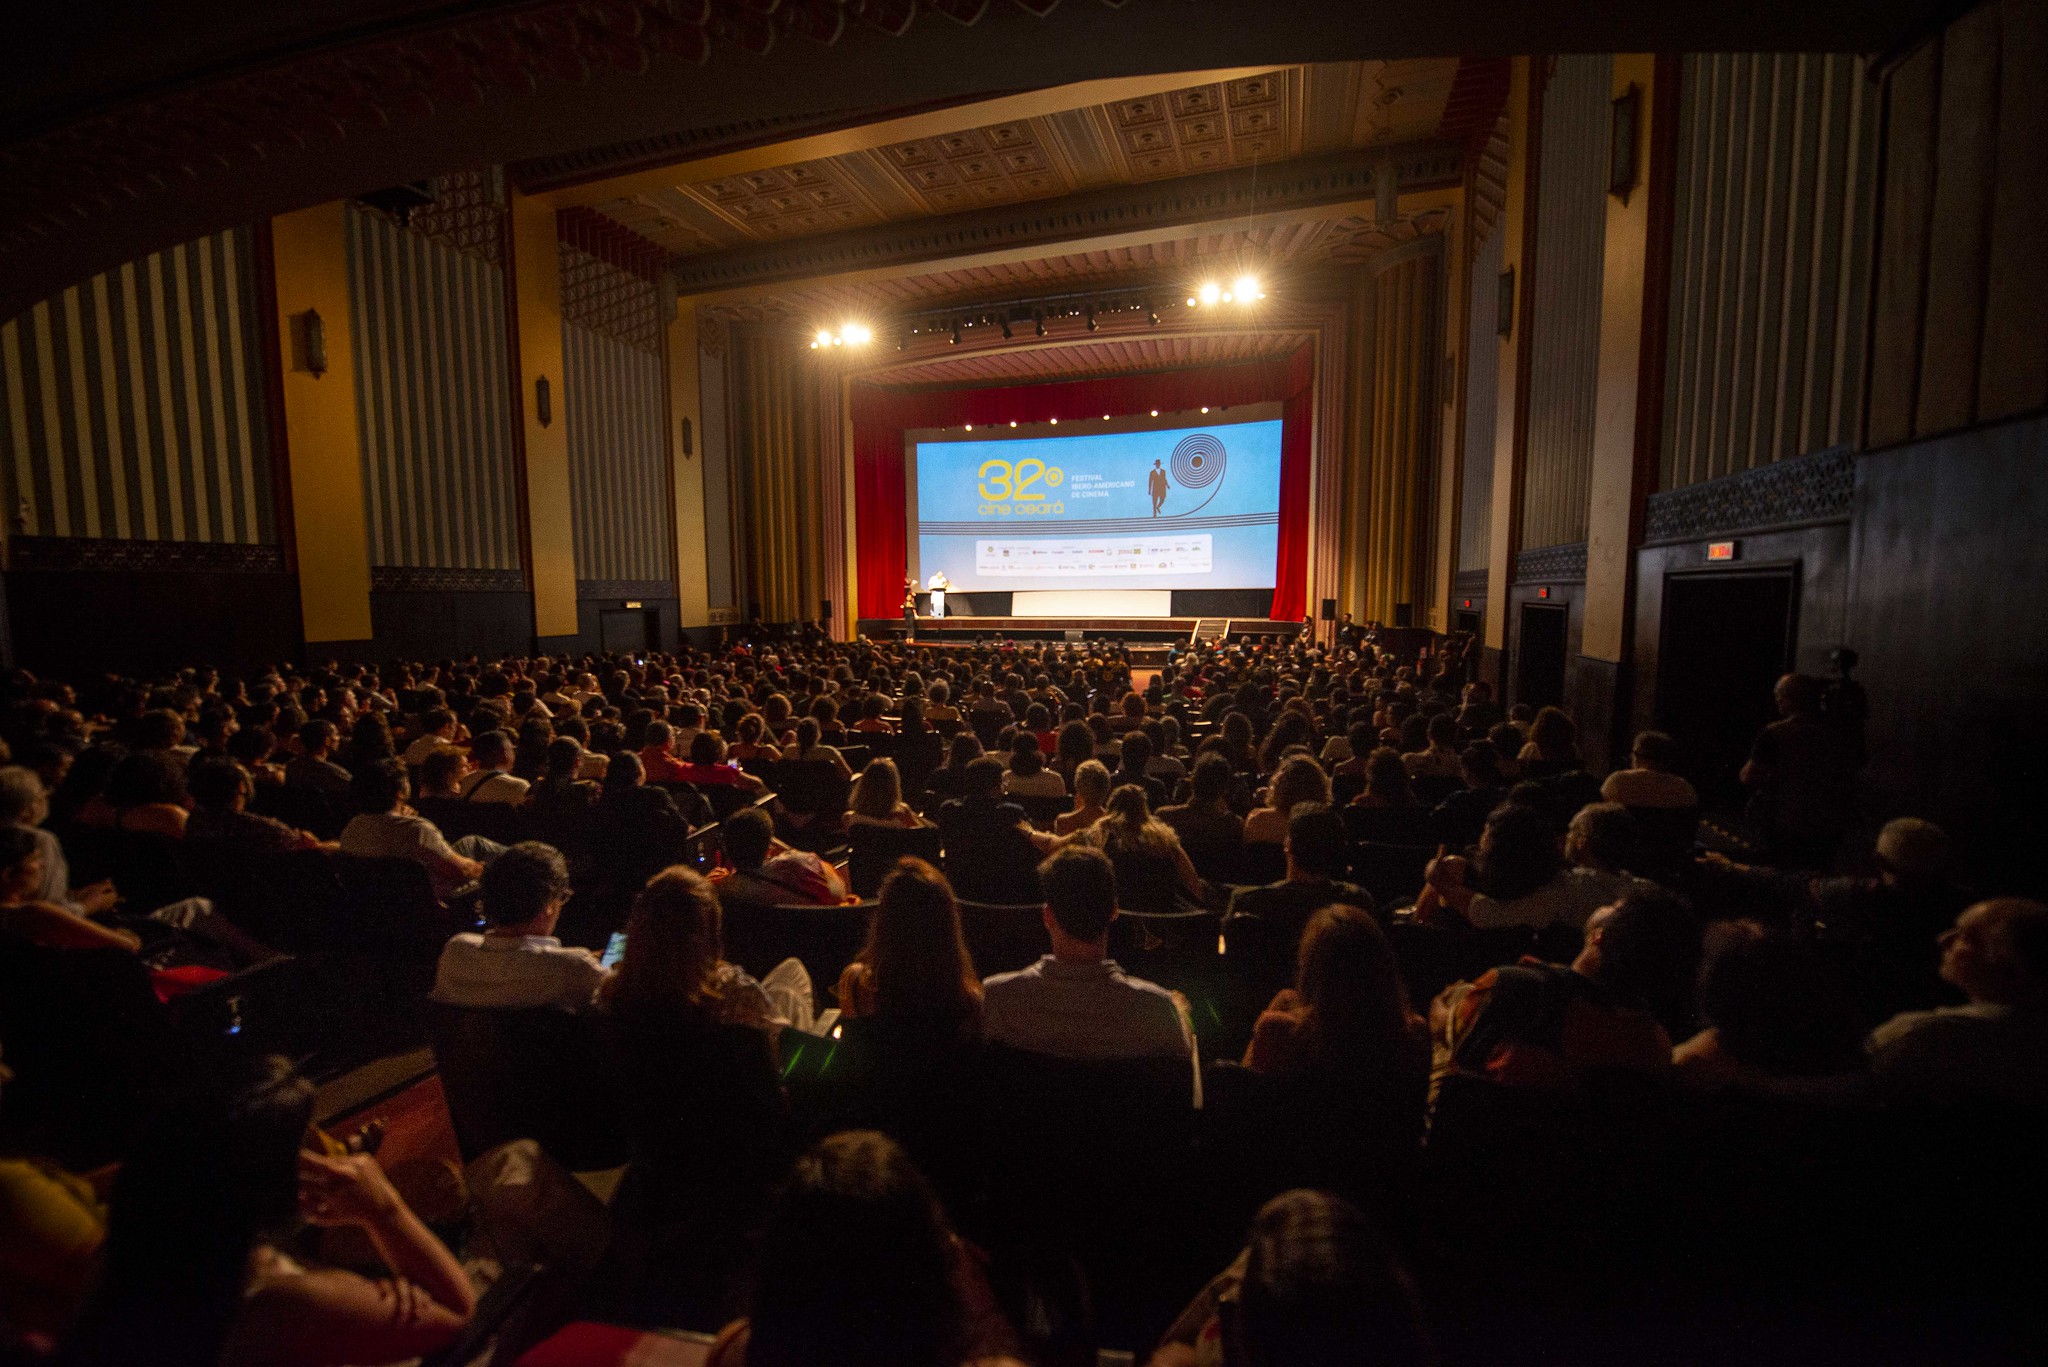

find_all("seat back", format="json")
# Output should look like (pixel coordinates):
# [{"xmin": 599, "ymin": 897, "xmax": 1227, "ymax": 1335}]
[
  {"xmin": 1010, "ymin": 792, "xmax": 1070, "ymax": 831},
  {"xmin": 1349, "ymin": 841, "xmax": 1436, "ymax": 908},
  {"xmin": 763, "ymin": 760, "xmax": 852, "ymax": 820},
  {"xmin": 718, "ymin": 899, "xmax": 876, "ymax": 987},
  {"xmin": 424, "ymin": 1000, "xmax": 626, "ymax": 1170},
  {"xmin": 957, "ymin": 899, "xmax": 1049, "ymax": 976},
  {"xmin": 846, "ymin": 822, "xmax": 945, "ymax": 897},
  {"xmin": 1236, "ymin": 840, "xmax": 1288, "ymax": 886}
]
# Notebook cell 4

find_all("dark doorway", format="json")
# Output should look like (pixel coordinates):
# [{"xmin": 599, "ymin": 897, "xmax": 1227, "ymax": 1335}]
[
  {"xmin": 1655, "ymin": 566, "xmax": 1798, "ymax": 810},
  {"xmin": 1515, "ymin": 603, "xmax": 1569, "ymax": 711},
  {"xmin": 600, "ymin": 608, "xmax": 658, "ymax": 654},
  {"xmin": 1455, "ymin": 609, "xmax": 1482, "ymax": 637}
]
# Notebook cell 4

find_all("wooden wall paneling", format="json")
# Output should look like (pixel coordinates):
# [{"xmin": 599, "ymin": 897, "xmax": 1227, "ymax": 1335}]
[
  {"xmin": 1914, "ymin": 2, "xmax": 2003, "ymax": 437},
  {"xmin": 1864, "ymin": 39, "xmax": 1942, "ymax": 449},
  {"xmin": 1978, "ymin": 0, "xmax": 2048, "ymax": 420},
  {"xmin": 1484, "ymin": 56, "xmax": 1538, "ymax": 659},
  {"xmin": 507, "ymin": 190, "xmax": 580, "ymax": 642}
]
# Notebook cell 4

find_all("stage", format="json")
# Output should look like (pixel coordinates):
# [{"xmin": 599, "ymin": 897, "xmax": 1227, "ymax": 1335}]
[{"xmin": 858, "ymin": 615, "xmax": 1304, "ymax": 651}]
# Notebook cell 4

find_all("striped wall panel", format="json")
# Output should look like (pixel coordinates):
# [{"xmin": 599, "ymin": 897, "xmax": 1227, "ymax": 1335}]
[
  {"xmin": 565, "ymin": 320, "xmax": 673, "ymax": 583},
  {"xmin": 1662, "ymin": 53, "xmax": 1876, "ymax": 489},
  {"xmin": 346, "ymin": 205, "xmax": 521, "ymax": 570},
  {"xmin": 1520, "ymin": 54, "xmax": 1613, "ymax": 551},
  {"xmin": 1458, "ymin": 223, "xmax": 1504, "ymax": 570},
  {"xmin": 0, "ymin": 229, "xmax": 274, "ymax": 544}
]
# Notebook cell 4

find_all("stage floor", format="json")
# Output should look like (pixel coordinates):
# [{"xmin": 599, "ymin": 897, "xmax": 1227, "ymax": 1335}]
[{"xmin": 879, "ymin": 614, "xmax": 1301, "ymax": 646}]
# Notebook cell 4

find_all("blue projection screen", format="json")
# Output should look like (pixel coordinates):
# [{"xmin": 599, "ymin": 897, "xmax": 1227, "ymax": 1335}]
[{"xmin": 912, "ymin": 418, "xmax": 1282, "ymax": 593}]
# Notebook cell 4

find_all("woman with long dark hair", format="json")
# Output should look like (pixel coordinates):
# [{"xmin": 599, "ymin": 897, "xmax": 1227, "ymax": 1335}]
[{"xmin": 834, "ymin": 859, "xmax": 981, "ymax": 1036}]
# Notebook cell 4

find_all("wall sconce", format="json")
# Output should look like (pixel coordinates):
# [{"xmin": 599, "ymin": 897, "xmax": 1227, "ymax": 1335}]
[
  {"xmin": 292, "ymin": 309, "xmax": 327, "ymax": 377},
  {"xmin": 535, "ymin": 376, "xmax": 552, "ymax": 428},
  {"xmin": 680, "ymin": 416, "xmax": 694, "ymax": 458},
  {"xmin": 1609, "ymin": 84, "xmax": 1642, "ymax": 202},
  {"xmin": 1496, "ymin": 267, "xmax": 1515, "ymax": 337}
]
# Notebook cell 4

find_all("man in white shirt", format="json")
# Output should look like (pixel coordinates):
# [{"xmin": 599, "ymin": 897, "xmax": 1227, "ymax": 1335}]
[
  {"xmin": 431, "ymin": 842, "xmax": 606, "ymax": 1013},
  {"xmin": 456, "ymin": 730, "xmax": 530, "ymax": 805},
  {"xmin": 402, "ymin": 707, "xmax": 462, "ymax": 768},
  {"xmin": 982, "ymin": 845, "xmax": 1196, "ymax": 1083},
  {"xmin": 1867, "ymin": 897, "xmax": 2048, "ymax": 1108},
  {"xmin": 927, "ymin": 569, "xmax": 949, "ymax": 619},
  {"xmin": 1600, "ymin": 730, "xmax": 1699, "ymax": 810},
  {"xmin": 338, "ymin": 759, "xmax": 494, "ymax": 903}
]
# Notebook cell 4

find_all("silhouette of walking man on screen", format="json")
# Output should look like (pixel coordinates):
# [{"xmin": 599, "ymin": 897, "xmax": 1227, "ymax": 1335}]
[{"xmin": 1148, "ymin": 459, "xmax": 1168, "ymax": 516}]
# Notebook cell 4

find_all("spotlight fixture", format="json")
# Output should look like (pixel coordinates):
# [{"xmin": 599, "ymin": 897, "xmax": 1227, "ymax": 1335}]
[
  {"xmin": 1186, "ymin": 295, "xmax": 1197, "ymax": 306},
  {"xmin": 965, "ymin": 424, "xmax": 973, "ymax": 431},
  {"xmin": 1198, "ymin": 282, "xmax": 1221, "ymax": 305},
  {"xmin": 809, "ymin": 322, "xmax": 873, "ymax": 350},
  {"xmin": 1234, "ymin": 274, "xmax": 1265, "ymax": 301},
  {"xmin": 1049, "ymin": 417, "xmax": 1058, "ymax": 424},
  {"xmin": 1150, "ymin": 409, "xmax": 1160, "ymax": 417},
  {"xmin": 1102, "ymin": 414, "xmax": 1111, "ymax": 420},
  {"xmin": 1201, "ymin": 406, "xmax": 1210, "ymax": 413},
  {"xmin": 1009, "ymin": 421, "xmax": 1018, "ymax": 427}
]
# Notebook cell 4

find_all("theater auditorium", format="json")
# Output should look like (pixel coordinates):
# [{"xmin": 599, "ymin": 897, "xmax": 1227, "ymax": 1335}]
[{"xmin": 1, "ymin": 2, "xmax": 2044, "ymax": 1364}]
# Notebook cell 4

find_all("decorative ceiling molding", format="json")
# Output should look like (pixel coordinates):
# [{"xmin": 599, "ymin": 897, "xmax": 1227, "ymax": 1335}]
[
  {"xmin": 0, "ymin": 0, "xmax": 1130, "ymax": 267},
  {"xmin": 855, "ymin": 329, "xmax": 1317, "ymax": 389},
  {"xmin": 670, "ymin": 142, "xmax": 1463, "ymax": 295}
]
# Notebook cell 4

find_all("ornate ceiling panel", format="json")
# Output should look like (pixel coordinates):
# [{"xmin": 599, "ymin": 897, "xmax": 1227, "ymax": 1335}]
[{"xmin": 600, "ymin": 61, "xmax": 1464, "ymax": 259}]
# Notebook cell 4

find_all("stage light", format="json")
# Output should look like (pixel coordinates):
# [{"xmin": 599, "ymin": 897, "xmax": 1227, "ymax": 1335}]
[
  {"xmin": 815, "ymin": 329, "xmax": 833, "ymax": 347},
  {"xmin": 1049, "ymin": 417, "xmax": 1057, "ymax": 424},
  {"xmin": 1102, "ymin": 414, "xmax": 1111, "ymax": 420},
  {"xmin": 964, "ymin": 424, "xmax": 973, "ymax": 431},
  {"xmin": 809, "ymin": 341, "xmax": 818, "ymax": 349},
  {"xmin": 1009, "ymin": 420, "xmax": 1018, "ymax": 427},
  {"xmin": 1201, "ymin": 406, "xmax": 1210, "ymax": 413},
  {"xmin": 1186, "ymin": 296, "xmax": 1198, "ymax": 307},
  {"xmin": 1234, "ymin": 274, "xmax": 1262, "ymax": 302},
  {"xmin": 1197, "ymin": 282, "xmax": 1221, "ymax": 305},
  {"xmin": 832, "ymin": 335, "xmax": 844, "ymax": 346},
  {"xmin": 1221, "ymin": 291, "xmax": 1233, "ymax": 302},
  {"xmin": 845, "ymin": 323, "xmax": 872, "ymax": 345},
  {"xmin": 1150, "ymin": 409, "xmax": 1159, "ymax": 417}
]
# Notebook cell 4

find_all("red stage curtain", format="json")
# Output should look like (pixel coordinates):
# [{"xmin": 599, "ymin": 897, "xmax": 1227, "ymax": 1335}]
[
  {"xmin": 1269, "ymin": 386, "xmax": 1314, "ymax": 623},
  {"xmin": 852, "ymin": 343, "xmax": 1315, "ymax": 620}
]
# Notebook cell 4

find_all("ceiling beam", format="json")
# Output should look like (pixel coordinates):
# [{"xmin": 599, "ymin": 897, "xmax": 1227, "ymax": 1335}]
[
  {"xmin": 674, "ymin": 147, "xmax": 1464, "ymax": 306},
  {"xmin": 542, "ymin": 67, "xmax": 1295, "ymax": 209}
]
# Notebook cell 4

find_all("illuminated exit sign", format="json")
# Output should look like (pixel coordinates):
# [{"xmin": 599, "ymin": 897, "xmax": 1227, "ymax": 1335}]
[{"xmin": 1706, "ymin": 540, "xmax": 1739, "ymax": 562}]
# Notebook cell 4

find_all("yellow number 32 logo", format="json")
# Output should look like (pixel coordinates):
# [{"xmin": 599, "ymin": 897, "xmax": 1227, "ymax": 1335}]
[{"xmin": 978, "ymin": 458, "xmax": 1062, "ymax": 501}]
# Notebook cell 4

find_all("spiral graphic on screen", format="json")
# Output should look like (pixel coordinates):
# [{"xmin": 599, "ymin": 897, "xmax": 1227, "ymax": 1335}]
[{"xmin": 1170, "ymin": 433, "xmax": 1226, "ymax": 490}]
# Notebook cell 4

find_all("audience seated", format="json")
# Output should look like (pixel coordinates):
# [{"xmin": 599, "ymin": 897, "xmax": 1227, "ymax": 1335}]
[
  {"xmin": 1053, "ymin": 757, "xmax": 1110, "ymax": 836},
  {"xmin": 56, "ymin": 1055, "xmax": 473, "ymax": 1367},
  {"xmin": 719, "ymin": 807, "xmax": 848, "ymax": 909},
  {"xmin": 185, "ymin": 755, "xmax": 323, "ymax": 852},
  {"xmin": 834, "ymin": 857, "xmax": 982, "ymax": 1038},
  {"xmin": 1601, "ymin": 729, "xmax": 1698, "ymax": 810},
  {"xmin": 1159, "ymin": 752, "xmax": 1247, "ymax": 882},
  {"xmin": 1148, "ymin": 1189, "xmax": 1432, "ymax": 1367},
  {"xmin": 848, "ymin": 757, "xmax": 927, "ymax": 829},
  {"xmin": 1431, "ymin": 890, "xmax": 1700, "ymax": 1091},
  {"xmin": 456, "ymin": 729, "xmax": 530, "ymax": 804},
  {"xmin": 1080, "ymin": 784, "xmax": 1205, "ymax": 915},
  {"xmin": 936, "ymin": 758, "xmax": 1045, "ymax": 902},
  {"xmin": 1245, "ymin": 754, "xmax": 1331, "ymax": 847},
  {"xmin": 1865, "ymin": 897, "xmax": 2048, "ymax": 1108},
  {"xmin": 284, "ymin": 719, "xmax": 351, "ymax": 796},
  {"xmin": 431, "ymin": 842, "xmax": 604, "ymax": 1012},
  {"xmin": 1418, "ymin": 802, "xmax": 1657, "ymax": 932},
  {"xmin": 981, "ymin": 846, "xmax": 1196, "ymax": 1073},
  {"xmin": 1224, "ymin": 805, "xmax": 1375, "ymax": 995},
  {"xmin": 336, "ymin": 759, "xmax": 493, "ymax": 904},
  {"xmin": 704, "ymin": 1130, "xmax": 1022, "ymax": 1367}
]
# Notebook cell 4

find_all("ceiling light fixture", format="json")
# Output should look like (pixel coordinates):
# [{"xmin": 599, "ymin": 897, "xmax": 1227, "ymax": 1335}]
[{"xmin": 1197, "ymin": 282, "xmax": 1221, "ymax": 306}]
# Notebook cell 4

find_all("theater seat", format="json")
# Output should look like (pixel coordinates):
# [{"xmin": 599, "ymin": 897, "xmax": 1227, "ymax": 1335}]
[
  {"xmin": 424, "ymin": 1000, "xmax": 627, "ymax": 1172},
  {"xmin": 845, "ymin": 821, "xmax": 944, "ymax": 897},
  {"xmin": 957, "ymin": 899, "xmax": 1050, "ymax": 977},
  {"xmin": 718, "ymin": 899, "xmax": 875, "ymax": 989}
]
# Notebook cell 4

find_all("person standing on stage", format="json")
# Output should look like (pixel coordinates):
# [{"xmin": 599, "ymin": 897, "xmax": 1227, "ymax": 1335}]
[
  {"xmin": 928, "ymin": 569, "xmax": 950, "ymax": 619},
  {"xmin": 902, "ymin": 576, "xmax": 919, "ymax": 634},
  {"xmin": 1148, "ymin": 459, "xmax": 1169, "ymax": 516}
]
